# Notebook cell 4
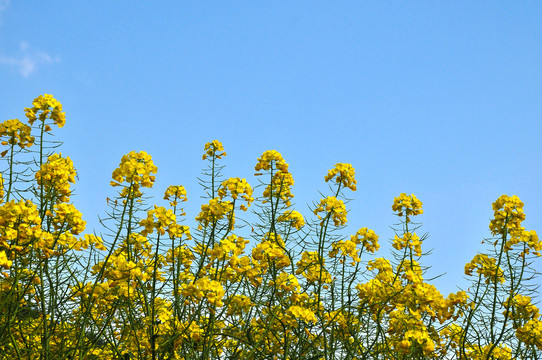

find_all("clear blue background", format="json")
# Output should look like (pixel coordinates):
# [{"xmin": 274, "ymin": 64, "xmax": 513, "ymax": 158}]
[{"xmin": 1, "ymin": 1, "xmax": 541, "ymax": 296}]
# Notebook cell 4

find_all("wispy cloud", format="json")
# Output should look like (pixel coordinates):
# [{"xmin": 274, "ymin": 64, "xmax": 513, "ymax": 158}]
[
  {"xmin": 0, "ymin": 0, "xmax": 9, "ymax": 23},
  {"xmin": 0, "ymin": 41, "xmax": 59, "ymax": 77}
]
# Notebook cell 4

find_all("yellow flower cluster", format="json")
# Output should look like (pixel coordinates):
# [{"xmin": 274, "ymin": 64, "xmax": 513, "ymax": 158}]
[
  {"xmin": 324, "ymin": 163, "xmax": 357, "ymax": 191},
  {"xmin": 218, "ymin": 177, "xmax": 254, "ymax": 210},
  {"xmin": 0, "ymin": 199, "xmax": 41, "ymax": 246},
  {"xmin": 465, "ymin": 253, "xmax": 505, "ymax": 284},
  {"xmin": 388, "ymin": 309, "xmax": 436, "ymax": 355},
  {"xmin": 269, "ymin": 271, "xmax": 300, "ymax": 294},
  {"xmin": 505, "ymin": 229, "xmax": 541, "ymax": 257},
  {"xmin": 140, "ymin": 205, "xmax": 191, "ymax": 239},
  {"xmin": 464, "ymin": 344, "xmax": 513, "ymax": 360},
  {"xmin": 516, "ymin": 319, "xmax": 542, "ymax": 350},
  {"xmin": 24, "ymin": 94, "xmax": 66, "ymax": 129},
  {"xmin": 262, "ymin": 171, "xmax": 295, "ymax": 207},
  {"xmin": 350, "ymin": 227, "xmax": 380, "ymax": 253},
  {"xmin": 254, "ymin": 150, "xmax": 289, "ymax": 173},
  {"xmin": 252, "ymin": 234, "xmax": 290, "ymax": 269},
  {"xmin": 35, "ymin": 153, "xmax": 76, "ymax": 203},
  {"xmin": 392, "ymin": 232, "xmax": 422, "ymax": 256},
  {"xmin": 392, "ymin": 193, "xmax": 423, "ymax": 222},
  {"xmin": 329, "ymin": 238, "xmax": 360, "ymax": 264},
  {"xmin": 0, "ymin": 119, "xmax": 34, "ymax": 150},
  {"xmin": 313, "ymin": 196, "xmax": 347, "ymax": 226},
  {"xmin": 202, "ymin": 140, "xmax": 226, "ymax": 160},
  {"xmin": 182, "ymin": 277, "xmax": 225, "ymax": 307},
  {"xmin": 277, "ymin": 210, "xmax": 305, "ymax": 230},
  {"xmin": 226, "ymin": 294, "xmax": 254, "ymax": 317},
  {"xmin": 490, "ymin": 194, "xmax": 526, "ymax": 236},
  {"xmin": 195, "ymin": 198, "xmax": 234, "ymax": 228},
  {"xmin": 0, "ymin": 250, "xmax": 11, "ymax": 269},
  {"xmin": 49, "ymin": 202, "xmax": 86, "ymax": 235},
  {"xmin": 207, "ymin": 234, "xmax": 248, "ymax": 266},
  {"xmin": 163, "ymin": 185, "xmax": 187, "ymax": 207},
  {"xmin": 296, "ymin": 251, "xmax": 332, "ymax": 285},
  {"xmin": 110, "ymin": 150, "xmax": 157, "ymax": 191},
  {"xmin": 504, "ymin": 294, "xmax": 540, "ymax": 323},
  {"xmin": 286, "ymin": 305, "xmax": 317, "ymax": 323}
]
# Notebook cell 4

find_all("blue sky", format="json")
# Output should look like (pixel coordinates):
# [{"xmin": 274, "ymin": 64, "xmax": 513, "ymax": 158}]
[{"xmin": 1, "ymin": 2, "xmax": 541, "ymax": 296}]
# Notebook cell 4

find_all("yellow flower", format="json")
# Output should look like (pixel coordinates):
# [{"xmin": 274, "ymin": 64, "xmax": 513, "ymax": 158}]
[
  {"xmin": 350, "ymin": 227, "xmax": 379, "ymax": 253},
  {"xmin": 0, "ymin": 119, "xmax": 34, "ymax": 149},
  {"xmin": 0, "ymin": 250, "xmax": 12, "ymax": 269},
  {"xmin": 163, "ymin": 185, "xmax": 188, "ymax": 207},
  {"xmin": 313, "ymin": 196, "xmax": 347, "ymax": 226},
  {"xmin": 262, "ymin": 171, "xmax": 295, "ymax": 206},
  {"xmin": 218, "ymin": 177, "xmax": 254, "ymax": 209},
  {"xmin": 489, "ymin": 194, "xmax": 525, "ymax": 235},
  {"xmin": 392, "ymin": 232, "xmax": 422, "ymax": 256},
  {"xmin": 254, "ymin": 150, "xmax": 289, "ymax": 173},
  {"xmin": 24, "ymin": 94, "xmax": 66, "ymax": 128},
  {"xmin": 296, "ymin": 251, "xmax": 332, "ymax": 285},
  {"xmin": 287, "ymin": 305, "xmax": 317, "ymax": 323},
  {"xmin": 392, "ymin": 193, "xmax": 423, "ymax": 222},
  {"xmin": 110, "ymin": 151, "xmax": 157, "ymax": 196},
  {"xmin": 202, "ymin": 140, "xmax": 226, "ymax": 160},
  {"xmin": 182, "ymin": 277, "xmax": 225, "ymax": 307},
  {"xmin": 324, "ymin": 163, "xmax": 357, "ymax": 191},
  {"xmin": 277, "ymin": 210, "xmax": 305, "ymax": 230},
  {"xmin": 195, "ymin": 198, "xmax": 234, "ymax": 229},
  {"xmin": 465, "ymin": 253, "xmax": 505, "ymax": 284},
  {"xmin": 35, "ymin": 153, "xmax": 77, "ymax": 203}
]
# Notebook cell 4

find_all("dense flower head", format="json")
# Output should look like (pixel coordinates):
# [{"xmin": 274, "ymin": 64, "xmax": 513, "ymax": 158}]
[
  {"xmin": 277, "ymin": 210, "xmax": 305, "ymax": 230},
  {"xmin": 393, "ymin": 232, "xmax": 422, "ymax": 257},
  {"xmin": 252, "ymin": 233, "xmax": 290, "ymax": 269},
  {"xmin": 269, "ymin": 271, "xmax": 300, "ymax": 293},
  {"xmin": 140, "ymin": 205, "xmax": 191, "ymax": 239},
  {"xmin": 516, "ymin": 319, "xmax": 542, "ymax": 350},
  {"xmin": 35, "ymin": 153, "xmax": 76, "ymax": 203},
  {"xmin": 464, "ymin": 344, "xmax": 513, "ymax": 360},
  {"xmin": 504, "ymin": 294, "xmax": 540, "ymax": 323},
  {"xmin": 465, "ymin": 253, "xmax": 505, "ymax": 284},
  {"xmin": 110, "ymin": 151, "xmax": 157, "ymax": 190},
  {"xmin": 313, "ymin": 196, "xmax": 347, "ymax": 226},
  {"xmin": 182, "ymin": 277, "xmax": 225, "ymax": 307},
  {"xmin": 324, "ymin": 163, "xmax": 357, "ymax": 191},
  {"xmin": 254, "ymin": 150, "xmax": 289, "ymax": 173},
  {"xmin": 207, "ymin": 234, "xmax": 249, "ymax": 264},
  {"xmin": 286, "ymin": 305, "xmax": 317, "ymax": 323},
  {"xmin": 490, "ymin": 194, "xmax": 526, "ymax": 235},
  {"xmin": 48, "ymin": 203, "xmax": 86, "ymax": 235},
  {"xmin": 351, "ymin": 227, "xmax": 380, "ymax": 253},
  {"xmin": 202, "ymin": 140, "xmax": 226, "ymax": 160},
  {"xmin": 262, "ymin": 171, "xmax": 295, "ymax": 206},
  {"xmin": 0, "ymin": 200, "xmax": 42, "ymax": 258},
  {"xmin": 226, "ymin": 294, "xmax": 254, "ymax": 317},
  {"xmin": 329, "ymin": 239, "xmax": 361, "ymax": 264},
  {"xmin": 0, "ymin": 250, "xmax": 11, "ymax": 269},
  {"xmin": 218, "ymin": 177, "xmax": 254, "ymax": 210},
  {"xmin": 195, "ymin": 198, "xmax": 234, "ymax": 229},
  {"xmin": 24, "ymin": 94, "xmax": 66, "ymax": 128},
  {"xmin": 392, "ymin": 193, "xmax": 423, "ymax": 222},
  {"xmin": 0, "ymin": 119, "xmax": 34, "ymax": 150},
  {"xmin": 505, "ymin": 228, "xmax": 541, "ymax": 257},
  {"xmin": 163, "ymin": 185, "xmax": 187, "ymax": 207}
]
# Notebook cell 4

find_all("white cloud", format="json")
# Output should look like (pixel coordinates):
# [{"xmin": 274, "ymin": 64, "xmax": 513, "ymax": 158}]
[{"xmin": 0, "ymin": 41, "xmax": 59, "ymax": 77}]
